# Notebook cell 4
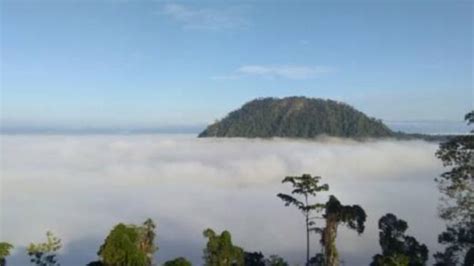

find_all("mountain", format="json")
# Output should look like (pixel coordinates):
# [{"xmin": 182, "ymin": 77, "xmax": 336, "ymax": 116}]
[{"xmin": 198, "ymin": 97, "xmax": 395, "ymax": 138}]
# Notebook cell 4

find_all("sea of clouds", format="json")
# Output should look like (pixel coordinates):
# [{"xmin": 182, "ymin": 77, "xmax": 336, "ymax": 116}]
[{"xmin": 0, "ymin": 134, "xmax": 446, "ymax": 265}]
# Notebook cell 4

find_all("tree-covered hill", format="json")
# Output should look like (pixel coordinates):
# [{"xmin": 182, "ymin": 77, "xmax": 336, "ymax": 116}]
[{"xmin": 198, "ymin": 97, "xmax": 395, "ymax": 138}]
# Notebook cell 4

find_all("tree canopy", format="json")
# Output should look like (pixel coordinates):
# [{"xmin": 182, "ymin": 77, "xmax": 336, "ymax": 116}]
[
  {"xmin": 202, "ymin": 228, "xmax": 244, "ymax": 266},
  {"xmin": 97, "ymin": 219, "xmax": 157, "ymax": 266},
  {"xmin": 163, "ymin": 257, "xmax": 192, "ymax": 266},
  {"xmin": 199, "ymin": 97, "xmax": 394, "ymax": 138},
  {"xmin": 0, "ymin": 242, "xmax": 13, "ymax": 259},
  {"xmin": 371, "ymin": 213, "xmax": 428, "ymax": 266},
  {"xmin": 27, "ymin": 231, "xmax": 61, "ymax": 266},
  {"xmin": 277, "ymin": 174, "xmax": 328, "ymax": 265},
  {"xmin": 322, "ymin": 195, "xmax": 367, "ymax": 266},
  {"xmin": 434, "ymin": 110, "xmax": 473, "ymax": 265}
]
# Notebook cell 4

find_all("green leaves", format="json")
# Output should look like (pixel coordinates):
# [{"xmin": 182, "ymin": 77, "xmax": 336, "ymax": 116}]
[
  {"xmin": 0, "ymin": 242, "xmax": 14, "ymax": 258},
  {"xmin": 97, "ymin": 218, "xmax": 157, "ymax": 266},
  {"xmin": 203, "ymin": 228, "xmax": 244, "ymax": 266},
  {"xmin": 371, "ymin": 213, "xmax": 428, "ymax": 266},
  {"xmin": 321, "ymin": 195, "xmax": 367, "ymax": 266},
  {"xmin": 434, "ymin": 111, "xmax": 474, "ymax": 264},
  {"xmin": 27, "ymin": 231, "xmax": 62, "ymax": 266},
  {"xmin": 324, "ymin": 195, "xmax": 367, "ymax": 235},
  {"xmin": 277, "ymin": 174, "xmax": 329, "ymax": 214},
  {"xmin": 277, "ymin": 174, "xmax": 329, "ymax": 265}
]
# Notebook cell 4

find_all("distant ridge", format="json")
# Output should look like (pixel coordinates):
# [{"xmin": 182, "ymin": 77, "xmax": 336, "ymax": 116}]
[{"xmin": 199, "ymin": 97, "xmax": 394, "ymax": 138}]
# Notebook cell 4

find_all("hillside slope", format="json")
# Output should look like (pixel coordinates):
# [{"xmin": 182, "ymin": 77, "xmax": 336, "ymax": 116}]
[{"xmin": 199, "ymin": 97, "xmax": 394, "ymax": 138}]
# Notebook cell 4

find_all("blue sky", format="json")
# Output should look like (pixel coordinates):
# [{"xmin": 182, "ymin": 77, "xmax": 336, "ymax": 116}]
[{"xmin": 1, "ymin": 0, "xmax": 472, "ymax": 129}]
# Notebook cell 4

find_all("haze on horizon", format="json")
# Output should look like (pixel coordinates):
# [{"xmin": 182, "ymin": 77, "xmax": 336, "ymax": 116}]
[{"xmin": 1, "ymin": 0, "xmax": 472, "ymax": 129}]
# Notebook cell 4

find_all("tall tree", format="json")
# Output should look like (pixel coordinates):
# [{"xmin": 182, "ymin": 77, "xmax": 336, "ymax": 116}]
[
  {"xmin": 371, "ymin": 213, "xmax": 428, "ymax": 266},
  {"xmin": 98, "ymin": 223, "xmax": 147, "ymax": 266},
  {"xmin": 202, "ymin": 228, "xmax": 244, "ymax": 266},
  {"xmin": 96, "ymin": 218, "xmax": 157, "ymax": 266},
  {"xmin": 434, "ymin": 111, "xmax": 473, "ymax": 265},
  {"xmin": 277, "ymin": 174, "xmax": 329, "ymax": 265},
  {"xmin": 321, "ymin": 195, "xmax": 366, "ymax": 266},
  {"xmin": 139, "ymin": 218, "xmax": 158, "ymax": 265},
  {"xmin": 27, "ymin": 231, "xmax": 61, "ymax": 266},
  {"xmin": 0, "ymin": 242, "xmax": 13, "ymax": 266}
]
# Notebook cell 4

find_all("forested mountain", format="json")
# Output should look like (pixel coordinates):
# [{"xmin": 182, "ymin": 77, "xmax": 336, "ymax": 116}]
[{"xmin": 199, "ymin": 97, "xmax": 394, "ymax": 138}]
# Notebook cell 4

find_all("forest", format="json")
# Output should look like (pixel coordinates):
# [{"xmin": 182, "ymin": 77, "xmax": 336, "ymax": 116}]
[{"xmin": 198, "ymin": 97, "xmax": 394, "ymax": 139}]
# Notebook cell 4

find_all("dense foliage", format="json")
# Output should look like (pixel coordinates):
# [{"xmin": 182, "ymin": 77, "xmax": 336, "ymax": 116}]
[
  {"xmin": 27, "ymin": 231, "xmax": 62, "ymax": 266},
  {"xmin": 0, "ymin": 243, "xmax": 13, "ymax": 259},
  {"xmin": 321, "ymin": 195, "xmax": 367, "ymax": 266},
  {"xmin": 203, "ymin": 228, "xmax": 244, "ymax": 266},
  {"xmin": 0, "ymin": 242, "xmax": 13, "ymax": 266},
  {"xmin": 95, "ymin": 219, "xmax": 157, "ymax": 266},
  {"xmin": 434, "ymin": 110, "xmax": 473, "ymax": 265},
  {"xmin": 163, "ymin": 257, "xmax": 192, "ymax": 266},
  {"xmin": 199, "ymin": 97, "xmax": 394, "ymax": 138},
  {"xmin": 371, "ymin": 213, "xmax": 428, "ymax": 266}
]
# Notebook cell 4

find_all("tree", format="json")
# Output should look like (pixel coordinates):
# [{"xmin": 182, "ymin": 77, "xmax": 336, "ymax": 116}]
[
  {"xmin": 86, "ymin": 262, "xmax": 104, "ymax": 266},
  {"xmin": 321, "ymin": 195, "xmax": 366, "ymax": 266},
  {"xmin": 0, "ymin": 242, "xmax": 13, "ymax": 266},
  {"xmin": 163, "ymin": 257, "xmax": 192, "ymax": 266},
  {"xmin": 265, "ymin": 255, "xmax": 289, "ymax": 266},
  {"xmin": 372, "ymin": 254, "xmax": 410, "ymax": 266},
  {"xmin": 370, "ymin": 213, "xmax": 428, "ymax": 266},
  {"xmin": 244, "ymin": 252, "xmax": 265, "ymax": 266},
  {"xmin": 277, "ymin": 174, "xmax": 329, "ymax": 265},
  {"xmin": 202, "ymin": 228, "xmax": 244, "ymax": 266},
  {"xmin": 96, "ymin": 218, "xmax": 157, "ymax": 266},
  {"xmin": 27, "ymin": 231, "xmax": 61, "ymax": 266},
  {"xmin": 138, "ymin": 218, "xmax": 158, "ymax": 265},
  {"xmin": 98, "ymin": 223, "xmax": 148, "ymax": 266},
  {"xmin": 434, "ymin": 111, "xmax": 473, "ymax": 265}
]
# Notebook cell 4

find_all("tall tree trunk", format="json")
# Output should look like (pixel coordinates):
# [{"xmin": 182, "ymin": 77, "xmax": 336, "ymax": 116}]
[
  {"xmin": 306, "ymin": 212, "xmax": 310, "ymax": 266},
  {"xmin": 305, "ymin": 194, "xmax": 310, "ymax": 266},
  {"xmin": 323, "ymin": 216, "xmax": 339, "ymax": 266}
]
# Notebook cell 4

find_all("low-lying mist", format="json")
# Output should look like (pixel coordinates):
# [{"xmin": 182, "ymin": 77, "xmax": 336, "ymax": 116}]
[{"xmin": 1, "ymin": 134, "xmax": 445, "ymax": 265}]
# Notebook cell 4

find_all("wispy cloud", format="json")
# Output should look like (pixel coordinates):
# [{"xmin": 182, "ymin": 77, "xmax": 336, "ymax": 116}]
[
  {"xmin": 162, "ymin": 4, "xmax": 249, "ymax": 31},
  {"xmin": 213, "ymin": 65, "xmax": 335, "ymax": 80}
]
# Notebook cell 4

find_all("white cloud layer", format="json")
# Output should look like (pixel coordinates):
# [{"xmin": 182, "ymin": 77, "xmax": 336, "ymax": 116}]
[
  {"xmin": 162, "ymin": 4, "xmax": 249, "ymax": 30},
  {"xmin": 1, "ymin": 135, "xmax": 444, "ymax": 265},
  {"xmin": 213, "ymin": 65, "xmax": 335, "ymax": 80},
  {"xmin": 237, "ymin": 65, "xmax": 333, "ymax": 79}
]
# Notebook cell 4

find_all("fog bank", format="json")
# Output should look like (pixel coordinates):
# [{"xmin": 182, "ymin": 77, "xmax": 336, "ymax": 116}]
[{"xmin": 0, "ymin": 134, "xmax": 445, "ymax": 265}]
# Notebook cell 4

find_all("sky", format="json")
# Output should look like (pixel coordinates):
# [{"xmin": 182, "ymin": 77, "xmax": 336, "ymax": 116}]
[{"xmin": 1, "ymin": 0, "xmax": 473, "ymax": 129}]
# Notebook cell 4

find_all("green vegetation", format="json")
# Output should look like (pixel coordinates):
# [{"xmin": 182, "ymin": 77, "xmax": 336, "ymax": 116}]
[
  {"xmin": 163, "ymin": 257, "xmax": 192, "ymax": 266},
  {"xmin": 277, "ymin": 174, "xmax": 366, "ymax": 266},
  {"xmin": 265, "ymin": 255, "xmax": 289, "ymax": 266},
  {"xmin": 320, "ymin": 195, "xmax": 367, "ymax": 266},
  {"xmin": 243, "ymin": 252, "xmax": 289, "ymax": 266},
  {"xmin": 203, "ymin": 228, "xmax": 244, "ymax": 266},
  {"xmin": 371, "ymin": 213, "xmax": 428, "ymax": 266},
  {"xmin": 94, "ymin": 219, "xmax": 157, "ymax": 266},
  {"xmin": 434, "ymin": 110, "xmax": 474, "ymax": 265},
  {"xmin": 27, "ymin": 231, "xmax": 62, "ymax": 266},
  {"xmin": 277, "ymin": 174, "xmax": 328, "ymax": 265},
  {"xmin": 199, "ymin": 97, "xmax": 394, "ymax": 138},
  {"xmin": 0, "ymin": 242, "xmax": 13, "ymax": 266}
]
